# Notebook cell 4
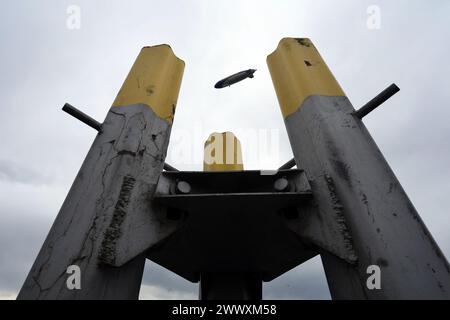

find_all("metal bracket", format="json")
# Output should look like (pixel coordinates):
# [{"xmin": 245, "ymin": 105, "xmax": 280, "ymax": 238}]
[
  {"xmin": 147, "ymin": 169, "xmax": 318, "ymax": 282},
  {"xmin": 146, "ymin": 168, "xmax": 359, "ymax": 284}
]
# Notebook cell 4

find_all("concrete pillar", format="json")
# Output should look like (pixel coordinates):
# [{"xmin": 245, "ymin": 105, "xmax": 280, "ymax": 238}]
[
  {"xmin": 267, "ymin": 37, "xmax": 450, "ymax": 299},
  {"xmin": 18, "ymin": 45, "xmax": 185, "ymax": 299}
]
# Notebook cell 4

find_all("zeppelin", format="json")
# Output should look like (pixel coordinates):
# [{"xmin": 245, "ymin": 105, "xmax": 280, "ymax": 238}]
[{"xmin": 214, "ymin": 69, "xmax": 256, "ymax": 88}]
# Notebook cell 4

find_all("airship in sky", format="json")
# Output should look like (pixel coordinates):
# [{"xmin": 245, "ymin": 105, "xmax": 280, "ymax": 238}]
[{"xmin": 214, "ymin": 69, "xmax": 257, "ymax": 88}]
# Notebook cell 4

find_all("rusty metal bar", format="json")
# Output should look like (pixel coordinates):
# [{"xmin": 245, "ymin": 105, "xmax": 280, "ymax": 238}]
[{"xmin": 353, "ymin": 83, "xmax": 400, "ymax": 119}]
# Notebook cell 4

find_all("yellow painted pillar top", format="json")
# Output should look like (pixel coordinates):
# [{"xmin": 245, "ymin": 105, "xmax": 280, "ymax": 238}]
[
  {"xmin": 112, "ymin": 44, "xmax": 185, "ymax": 123},
  {"xmin": 267, "ymin": 38, "xmax": 345, "ymax": 118},
  {"xmin": 203, "ymin": 132, "xmax": 244, "ymax": 171}
]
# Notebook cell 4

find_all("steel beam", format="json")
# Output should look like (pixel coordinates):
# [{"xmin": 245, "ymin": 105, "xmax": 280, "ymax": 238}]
[
  {"xmin": 18, "ymin": 45, "xmax": 185, "ymax": 299},
  {"xmin": 267, "ymin": 37, "xmax": 450, "ymax": 299},
  {"xmin": 149, "ymin": 169, "xmax": 316, "ymax": 299}
]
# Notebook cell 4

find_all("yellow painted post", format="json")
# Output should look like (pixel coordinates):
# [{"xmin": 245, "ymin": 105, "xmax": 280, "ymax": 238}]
[
  {"xmin": 203, "ymin": 132, "xmax": 244, "ymax": 171},
  {"xmin": 113, "ymin": 44, "xmax": 184, "ymax": 123},
  {"xmin": 267, "ymin": 37, "xmax": 450, "ymax": 299}
]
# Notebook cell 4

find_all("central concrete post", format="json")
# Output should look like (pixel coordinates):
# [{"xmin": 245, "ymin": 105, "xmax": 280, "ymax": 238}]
[{"xmin": 200, "ymin": 132, "xmax": 262, "ymax": 299}]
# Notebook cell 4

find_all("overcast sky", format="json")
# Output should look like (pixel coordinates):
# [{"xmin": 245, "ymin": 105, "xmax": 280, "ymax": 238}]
[{"xmin": 1, "ymin": 0, "xmax": 449, "ymax": 300}]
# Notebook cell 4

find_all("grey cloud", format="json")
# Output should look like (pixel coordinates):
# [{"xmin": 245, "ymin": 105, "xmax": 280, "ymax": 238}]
[
  {"xmin": 0, "ymin": 208, "xmax": 53, "ymax": 294},
  {"xmin": 1, "ymin": 0, "xmax": 450, "ymax": 300},
  {"xmin": 0, "ymin": 159, "xmax": 54, "ymax": 186}
]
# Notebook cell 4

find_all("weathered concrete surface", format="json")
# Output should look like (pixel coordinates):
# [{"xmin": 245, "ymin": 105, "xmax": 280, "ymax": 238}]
[
  {"xmin": 285, "ymin": 95, "xmax": 450, "ymax": 299},
  {"xmin": 18, "ymin": 104, "xmax": 181, "ymax": 299}
]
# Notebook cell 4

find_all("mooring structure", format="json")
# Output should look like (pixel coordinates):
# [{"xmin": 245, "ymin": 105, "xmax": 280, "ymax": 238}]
[{"xmin": 18, "ymin": 38, "xmax": 450, "ymax": 300}]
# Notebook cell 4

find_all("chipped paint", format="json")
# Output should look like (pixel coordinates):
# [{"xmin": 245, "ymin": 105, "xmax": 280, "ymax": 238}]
[
  {"xmin": 99, "ymin": 175, "xmax": 136, "ymax": 265},
  {"xmin": 267, "ymin": 37, "xmax": 345, "ymax": 118},
  {"xmin": 112, "ymin": 45, "xmax": 185, "ymax": 123}
]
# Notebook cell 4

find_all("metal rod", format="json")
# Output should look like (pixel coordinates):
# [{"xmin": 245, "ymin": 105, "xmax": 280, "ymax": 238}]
[
  {"xmin": 278, "ymin": 158, "xmax": 296, "ymax": 170},
  {"xmin": 353, "ymin": 83, "xmax": 400, "ymax": 119},
  {"xmin": 63, "ymin": 103, "xmax": 178, "ymax": 172},
  {"xmin": 163, "ymin": 162, "xmax": 179, "ymax": 172},
  {"xmin": 62, "ymin": 103, "xmax": 102, "ymax": 131}
]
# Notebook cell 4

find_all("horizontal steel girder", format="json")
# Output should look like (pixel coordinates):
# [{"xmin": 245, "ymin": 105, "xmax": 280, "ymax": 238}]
[{"xmin": 147, "ymin": 169, "xmax": 320, "ymax": 282}]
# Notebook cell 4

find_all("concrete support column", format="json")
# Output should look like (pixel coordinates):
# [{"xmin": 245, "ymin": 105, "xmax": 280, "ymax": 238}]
[
  {"xmin": 267, "ymin": 37, "xmax": 450, "ymax": 299},
  {"xmin": 18, "ymin": 45, "xmax": 184, "ymax": 299}
]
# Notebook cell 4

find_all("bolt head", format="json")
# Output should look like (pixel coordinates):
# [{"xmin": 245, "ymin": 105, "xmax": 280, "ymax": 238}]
[
  {"xmin": 274, "ymin": 178, "xmax": 289, "ymax": 192},
  {"xmin": 176, "ymin": 181, "xmax": 191, "ymax": 194}
]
